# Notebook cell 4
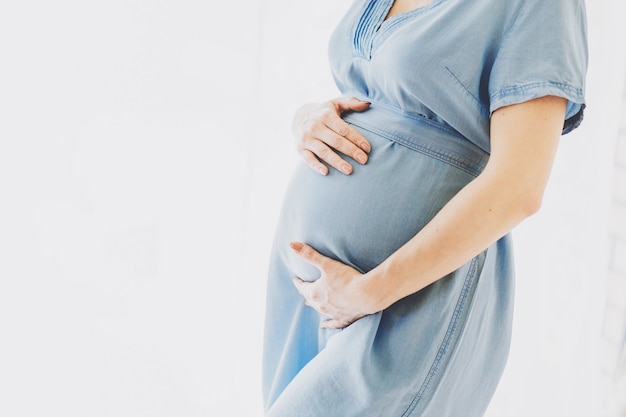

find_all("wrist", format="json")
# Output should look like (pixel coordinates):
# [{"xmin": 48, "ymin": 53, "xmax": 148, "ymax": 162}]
[{"xmin": 361, "ymin": 265, "xmax": 394, "ymax": 313}]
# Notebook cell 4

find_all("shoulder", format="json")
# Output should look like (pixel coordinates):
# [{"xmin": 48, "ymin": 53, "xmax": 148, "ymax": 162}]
[{"xmin": 507, "ymin": 0, "xmax": 586, "ymax": 26}]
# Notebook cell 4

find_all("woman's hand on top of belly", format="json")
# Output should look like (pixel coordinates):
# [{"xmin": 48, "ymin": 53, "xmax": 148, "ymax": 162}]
[
  {"xmin": 290, "ymin": 241, "xmax": 378, "ymax": 329},
  {"xmin": 293, "ymin": 97, "xmax": 371, "ymax": 176}
]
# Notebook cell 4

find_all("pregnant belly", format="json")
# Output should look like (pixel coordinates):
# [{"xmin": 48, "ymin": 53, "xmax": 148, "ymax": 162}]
[{"xmin": 273, "ymin": 121, "xmax": 480, "ymax": 280}]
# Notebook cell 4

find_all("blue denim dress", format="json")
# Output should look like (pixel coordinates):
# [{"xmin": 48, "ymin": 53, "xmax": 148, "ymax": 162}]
[{"xmin": 263, "ymin": 0, "xmax": 588, "ymax": 416}]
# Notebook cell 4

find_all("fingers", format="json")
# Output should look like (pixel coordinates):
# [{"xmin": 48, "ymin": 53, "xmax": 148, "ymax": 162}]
[
  {"xmin": 300, "ymin": 139, "xmax": 353, "ymax": 175},
  {"xmin": 320, "ymin": 319, "xmax": 352, "ymax": 330},
  {"xmin": 294, "ymin": 98, "xmax": 372, "ymax": 175},
  {"xmin": 292, "ymin": 277, "xmax": 353, "ymax": 329},
  {"xmin": 300, "ymin": 110, "xmax": 368, "ymax": 173},
  {"xmin": 291, "ymin": 277, "xmax": 329, "ymax": 314},
  {"xmin": 323, "ymin": 101, "xmax": 371, "ymax": 153},
  {"xmin": 331, "ymin": 96, "xmax": 371, "ymax": 113},
  {"xmin": 321, "ymin": 114, "xmax": 371, "ymax": 155},
  {"xmin": 289, "ymin": 242, "xmax": 329, "ymax": 269},
  {"xmin": 289, "ymin": 241, "xmax": 365, "ymax": 329},
  {"xmin": 299, "ymin": 149, "xmax": 329, "ymax": 176},
  {"xmin": 292, "ymin": 276, "xmax": 311, "ymax": 299}
]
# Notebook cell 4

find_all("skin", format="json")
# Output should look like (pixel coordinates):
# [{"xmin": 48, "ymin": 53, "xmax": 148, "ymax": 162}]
[
  {"xmin": 385, "ymin": 0, "xmax": 433, "ymax": 18},
  {"xmin": 293, "ymin": 98, "xmax": 372, "ymax": 176},
  {"xmin": 292, "ymin": 0, "xmax": 438, "ymax": 176},
  {"xmin": 292, "ymin": 0, "xmax": 435, "ymax": 176},
  {"xmin": 291, "ymin": 95, "xmax": 567, "ymax": 329}
]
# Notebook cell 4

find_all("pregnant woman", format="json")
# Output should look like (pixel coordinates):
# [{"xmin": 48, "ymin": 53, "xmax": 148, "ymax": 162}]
[{"xmin": 263, "ymin": 0, "xmax": 588, "ymax": 415}]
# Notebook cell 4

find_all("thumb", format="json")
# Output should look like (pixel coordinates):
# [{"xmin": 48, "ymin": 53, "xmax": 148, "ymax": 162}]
[
  {"xmin": 289, "ymin": 242, "xmax": 328, "ymax": 269},
  {"xmin": 332, "ymin": 97, "xmax": 371, "ymax": 113}
]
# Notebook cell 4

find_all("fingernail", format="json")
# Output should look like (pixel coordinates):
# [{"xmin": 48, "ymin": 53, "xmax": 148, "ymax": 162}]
[
  {"xmin": 356, "ymin": 153, "xmax": 367, "ymax": 164},
  {"xmin": 290, "ymin": 242, "xmax": 304, "ymax": 251},
  {"xmin": 317, "ymin": 167, "xmax": 327, "ymax": 175},
  {"xmin": 360, "ymin": 143, "xmax": 371, "ymax": 152},
  {"xmin": 341, "ymin": 165, "xmax": 351, "ymax": 174}
]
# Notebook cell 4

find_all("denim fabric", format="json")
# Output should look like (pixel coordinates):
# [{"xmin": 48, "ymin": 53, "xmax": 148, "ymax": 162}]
[
  {"xmin": 264, "ymin": 106, "xmax": 513, "ymax": 417},
  {"xmin": 329, "ymin": 0, "xmax": 588, "ymax": 153},
  {"xmin": 263, "ymin": 0, "xmax": 588, "ymax": 415}
]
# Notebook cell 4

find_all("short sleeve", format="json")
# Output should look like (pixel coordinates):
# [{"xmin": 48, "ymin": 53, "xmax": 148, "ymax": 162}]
[{"xmin": 488, "ymin": 0, "xmax": 588, "ymax": 134}]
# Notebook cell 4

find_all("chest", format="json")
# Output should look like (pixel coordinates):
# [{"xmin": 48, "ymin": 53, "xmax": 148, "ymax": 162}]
[
  {"xmin": 385, "ymin": 0, "xmax": 433, "ymax": 19},
  {"xmin": 331, "ymin": 0, "xmax": 505, "ymax": 93}
]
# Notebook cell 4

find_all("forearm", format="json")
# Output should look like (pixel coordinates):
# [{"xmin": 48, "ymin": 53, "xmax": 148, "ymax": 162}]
[
  {"xmin": 365, "ymin": 169, "xmax": 536, "ymax": 311},
  {"xmin": 363, "ymin": 95, "xmax": 566, "ymax": 312},
  {"xmin": 290, "ymin": 96, "xmax": 567, "ymax": 328}
]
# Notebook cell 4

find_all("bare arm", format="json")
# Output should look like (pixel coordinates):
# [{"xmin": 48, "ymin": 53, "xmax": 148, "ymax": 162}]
[{"xmin": 292, "ymin": 95, "xmax": 567, "ymax": 328}]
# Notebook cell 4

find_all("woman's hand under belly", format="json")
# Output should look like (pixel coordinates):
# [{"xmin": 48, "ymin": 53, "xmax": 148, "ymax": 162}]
[{"xmin": 289, "ymin": 241, "xmax": 375, "ymax": 329}]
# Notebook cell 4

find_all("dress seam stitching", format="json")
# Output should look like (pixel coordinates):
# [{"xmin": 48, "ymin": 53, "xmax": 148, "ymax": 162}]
[
  {"xmin": 400, "ymin": 255, "xmax": 481, "ymax": 417},
  {"xmin": 347, "ymin": 117, "xmax": 485, "ymax": 177}
]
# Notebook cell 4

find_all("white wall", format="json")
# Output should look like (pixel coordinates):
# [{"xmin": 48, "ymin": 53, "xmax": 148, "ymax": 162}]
[
  {"xmin": 603, "ymin": 62, "xmax": 626, "ymax": 417},
  {"xmin": 0, "ymin": 1, "xmax": 624, "ymax": 416},
  {"xmin": 1, "ymin": 1, "xmax": 263, "ymax": 416}
]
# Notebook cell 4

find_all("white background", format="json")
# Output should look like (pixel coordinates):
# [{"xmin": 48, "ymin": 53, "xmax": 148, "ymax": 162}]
[{"xmin": 0, "ymin": 1, "xmax": 624, "ymax": 416}]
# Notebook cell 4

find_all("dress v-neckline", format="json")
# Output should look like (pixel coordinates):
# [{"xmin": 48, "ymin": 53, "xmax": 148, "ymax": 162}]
[
  {"xmin": 353, "ymin": 0, "xmax": 444, "ymax": 60},
  {"xmin": 383, "ymin": 0, "xmax": 434, "ymax": 24}
]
